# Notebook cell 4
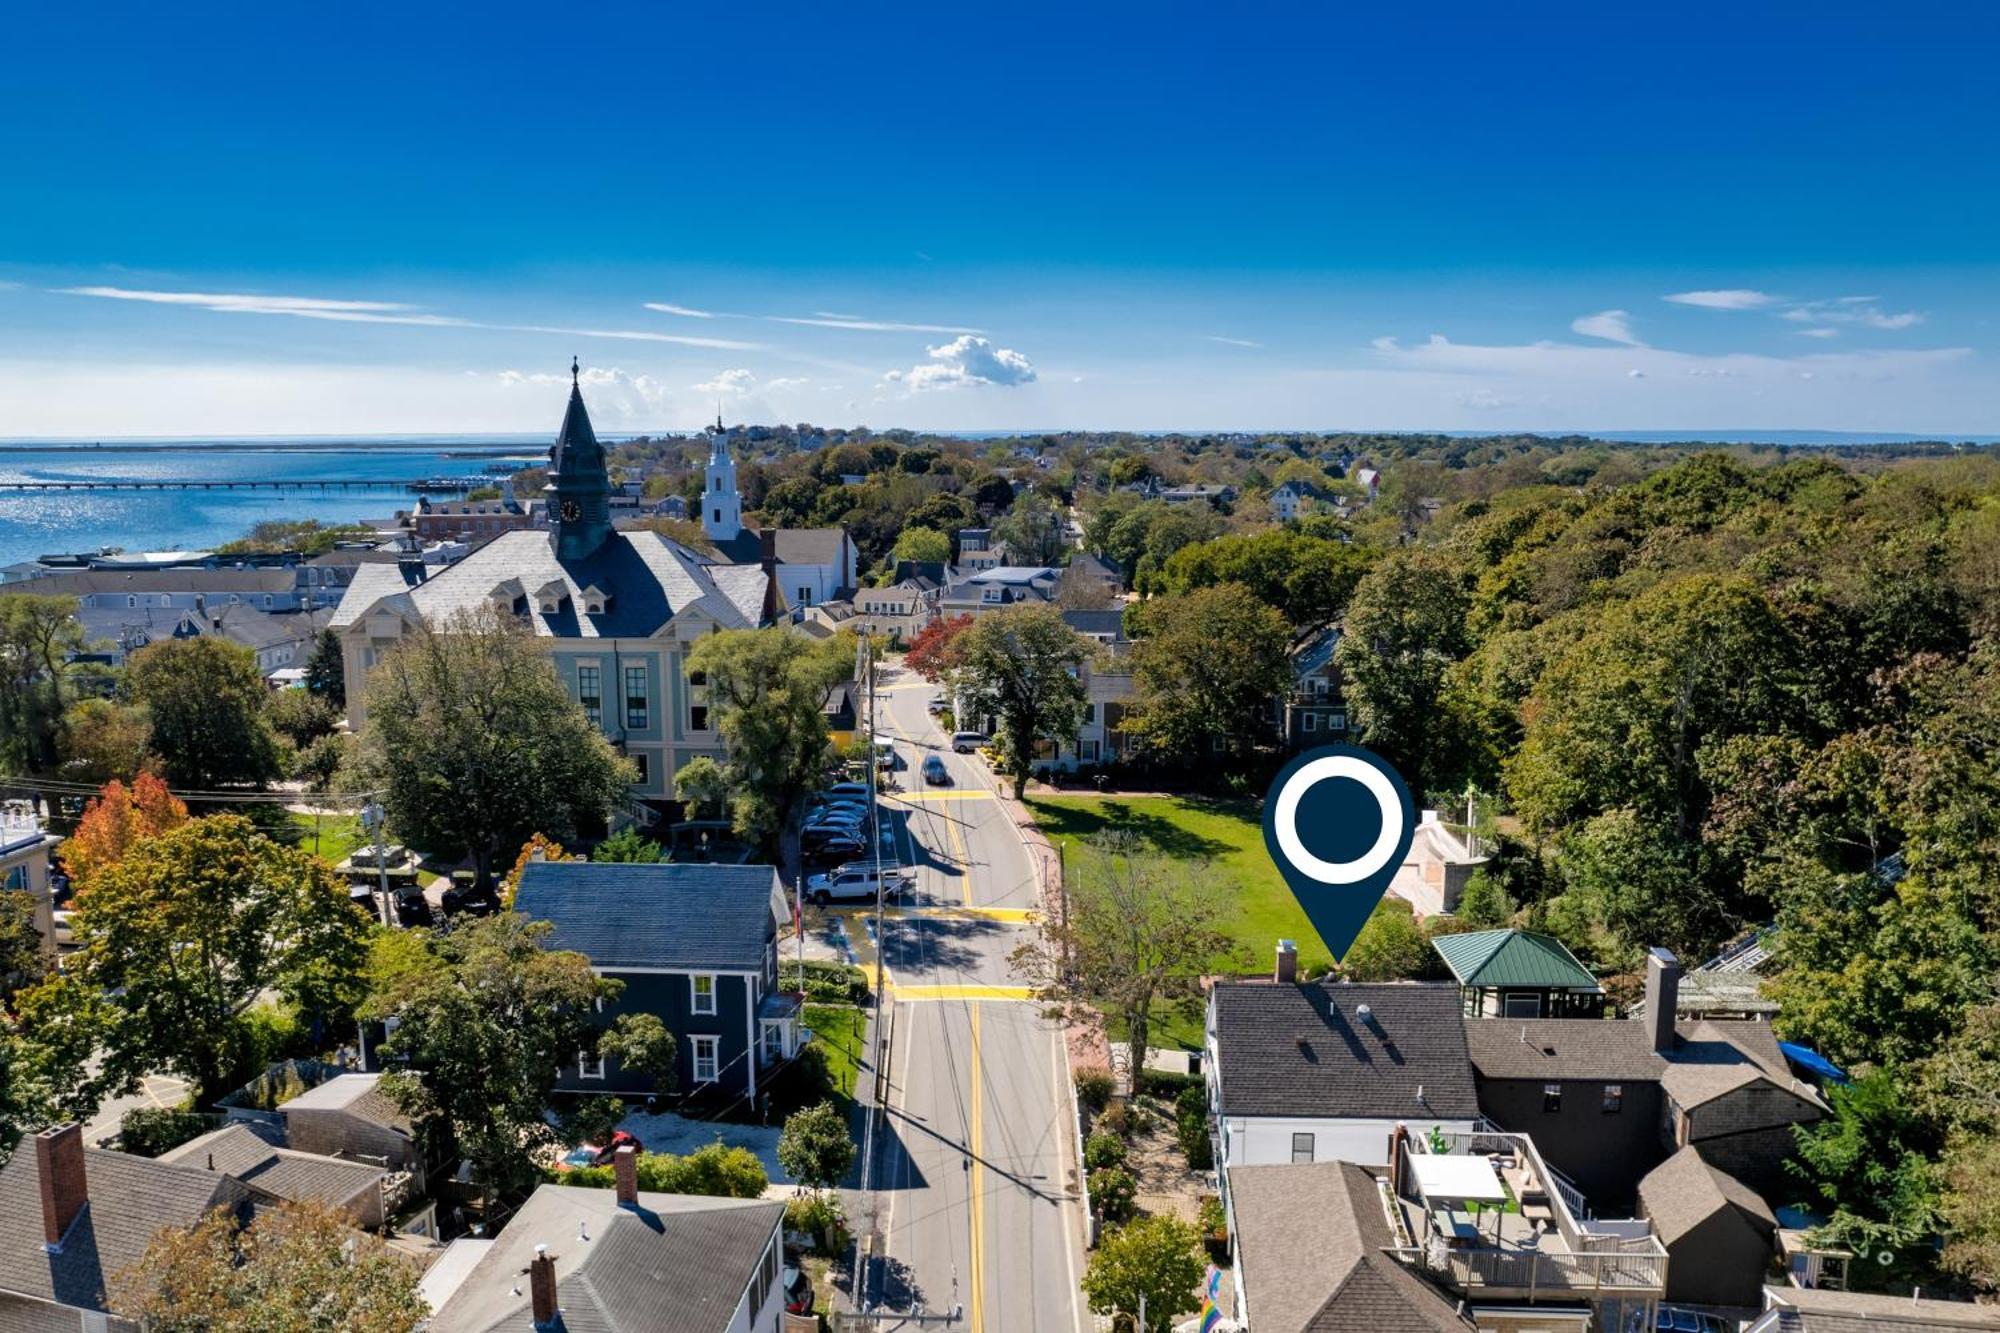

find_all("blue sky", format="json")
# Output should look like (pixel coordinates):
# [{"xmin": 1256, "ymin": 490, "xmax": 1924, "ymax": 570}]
[{"xmin": 1, "ymin": 2, "xmax": 1995, "ymax": 436}]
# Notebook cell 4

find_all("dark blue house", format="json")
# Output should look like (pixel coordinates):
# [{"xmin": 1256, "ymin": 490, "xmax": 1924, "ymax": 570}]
[{"xmin": 513, "ymin": 861, "xmax": 800, "ymax": 1103}]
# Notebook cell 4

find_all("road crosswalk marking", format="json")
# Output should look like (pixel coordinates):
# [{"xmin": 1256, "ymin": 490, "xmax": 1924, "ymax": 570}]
[
  {"xmin": 886, "ymin": 790, "xmax": 996, "ymax": 803},
  {"xmin": 827, "ymin": 905, "xmax": 1036, "ymax": 923},
  {"xmin": 888, "ymin": 983, "xmax": 1035, "ymax": 1002}
]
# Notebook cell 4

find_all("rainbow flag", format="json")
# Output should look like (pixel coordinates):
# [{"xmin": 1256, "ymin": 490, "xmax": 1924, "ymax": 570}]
[{"xmin": 1199, "ymin": 1265, "xmax": 1222, "ymax": 1331}]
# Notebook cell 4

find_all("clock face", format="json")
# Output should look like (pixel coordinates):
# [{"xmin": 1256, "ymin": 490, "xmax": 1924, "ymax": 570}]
[{"xmin": 559, "ymin": 499, "xmax": 582, "ymax": 523}]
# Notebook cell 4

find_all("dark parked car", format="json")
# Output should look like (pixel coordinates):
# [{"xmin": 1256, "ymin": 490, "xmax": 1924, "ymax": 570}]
[
  {"xmin": 442, "ymin": 882, "xmax": 501, "ymax": 917},
  {"xmin": 392, "ymin": 889, "xmax": 434, "ymax": 928}
]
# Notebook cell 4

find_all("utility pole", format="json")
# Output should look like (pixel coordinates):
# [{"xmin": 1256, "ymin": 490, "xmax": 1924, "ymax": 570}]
[{"xmin": 360, "ymin": 800, "xmax": 393, "ymax": 929}]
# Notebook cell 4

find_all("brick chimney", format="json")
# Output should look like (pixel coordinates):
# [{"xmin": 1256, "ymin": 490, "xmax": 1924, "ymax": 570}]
[
  {"xmin": 1644, "ymin": 947, "xmax": 1683, "ymax": 1054},
  {"xmin": 1274, "ymin": 939, "xmax": 1298, "ymax": 985},
  {"xmin": 529, "ymin": 1244, "xmax": 558, "ymax": 1327},
  {"xmin": 36, "ymin": 1123, "xmax": 88, "ymax": 1250},
  {"xmin": 613, "ymin": 1143, "xmax": 638, "ymax": 1208}
]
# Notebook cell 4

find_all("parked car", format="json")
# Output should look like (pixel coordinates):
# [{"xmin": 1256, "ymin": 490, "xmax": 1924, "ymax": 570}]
[
  {"xmin": 922, "ymin": 754, "xmax": 951, "ymax": 786},
  {"xmin": 951, "ymin": 732, "xmax": 987, "ymax": 753},
  {"xmin": 803, "ymin": 837, "xmax": 867, "ymax": 865},
  {"xmin": 782, "ymin": 1265, "xmax": 814, "ymax": 1316},
  {"xmin": 805, "ymin": 863, "xmax": 910, "ymax": 906},
  {"xmin": 50, "ymin": 909, "xmax": 75, "ymax": 949},
  {"xmin": 442, "ymin": 881, "xmax": 500, "ymax": 917},
  {"xmin": 392, "ymin": 889, "xmax": 434, "ymax": 928},
  {"xmin": 821, "ymin": 781, "xmax": 872, "ymax": 800},
  {"xmin": 806, "ymin": 809, "xmax": 869, "ymax": 834}
]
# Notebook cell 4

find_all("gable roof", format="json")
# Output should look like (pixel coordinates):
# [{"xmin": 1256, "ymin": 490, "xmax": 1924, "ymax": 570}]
[
  {"xmin": 427, "ymin": 1185, "xmax": 783, "ymax": 1333},
  {"xmin": 0, "ymin": 1144, "xmax": 251, "ymax": 1314},
  {"xmin": 711, "ymin": 528, "xmax": 850, "ymax": 568},
  {"xmin": 159, "ymin": 1123, "xmax": 387, "ymax": 1210},
  {"xmin": 280, "ymin": 1072, "xmax": 414, "ymax": 1134},
  {"xmin": 330, "ymin": 528, "xmax": 767, "ymax": 638},
  {"xmin": 1292, "ymin": 625, "xmax": 1340, "ymax": 678},
  {"xmin": 1463, "ymin": 1016, "xmax": 1825, "ymax": 1110},
  {"xmin": 1431, "ymin": 929, "xmax": 1598, "ymax": 991},
  {"xmin": 1210, "ymin": 982, "xmax": 1481, "ymax": 1121},
  {"xmin": 1231, "ymin": 1162, "xmax": 1474, "ymax": 1333},
  {"xmin": 1638, "ymin": 1145, "xmax": 1777, "ymax": 1245},
  {"xmin": 513, "ymin": 862, "xmax": 783, "ymax": 973}
]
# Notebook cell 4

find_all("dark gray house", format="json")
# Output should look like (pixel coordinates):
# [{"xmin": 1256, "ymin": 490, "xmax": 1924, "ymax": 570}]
[
  {"xmin": 514, "ymin": 861, "xmax": 798, "ymax": 1104},
  {"xmin": 1637, "ymin": 1145, "xmax": 1779, "ymax": 1309},
  {"xmin": 1278, "ymin": 625, "xmax": 1348, "ymax": 747}
]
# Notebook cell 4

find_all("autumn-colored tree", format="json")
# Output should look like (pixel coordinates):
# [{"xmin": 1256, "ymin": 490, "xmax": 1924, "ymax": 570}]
[
  {"xmin": 116, "ymin": 1198, "xmax": 428, "ymax": 1332},
  {"xmin": 60, "ymin": 773, "xmax": 189, "ymax": 892},
  {"xmin": 499, "ymin": 833, "xmax": 575, "ymax": 908},
  {"xmin": 904, "ymin": 614, "xmax": 974, "ymax": 684}
]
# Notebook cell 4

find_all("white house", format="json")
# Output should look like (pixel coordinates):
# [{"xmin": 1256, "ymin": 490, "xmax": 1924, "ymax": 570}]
[{"xmin": 1206, "ymin": 959, "xmax": 1482, "ymax": 1175}]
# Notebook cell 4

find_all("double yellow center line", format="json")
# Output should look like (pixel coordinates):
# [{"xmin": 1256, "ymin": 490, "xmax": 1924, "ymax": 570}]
[{"xmin": 968, "ymin": 1002, "xmax": 986, "ymax": 1333}]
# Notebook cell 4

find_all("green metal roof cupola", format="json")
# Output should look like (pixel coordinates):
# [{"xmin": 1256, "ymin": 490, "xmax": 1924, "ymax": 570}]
[{"xmin": 546, "ymin": 356, "xmax": 612, "ymax": 562}]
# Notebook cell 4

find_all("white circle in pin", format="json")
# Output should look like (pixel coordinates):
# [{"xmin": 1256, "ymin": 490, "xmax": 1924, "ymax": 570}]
[{"xmin": 1273, "ymin": 754, "xmax": 1405, "ymax": 886}]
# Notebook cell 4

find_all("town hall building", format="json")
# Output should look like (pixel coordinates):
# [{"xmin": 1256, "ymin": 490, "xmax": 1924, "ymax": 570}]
[{"xmin": 330, "ymin": 363, "xmax": 784, "ymax": 809}]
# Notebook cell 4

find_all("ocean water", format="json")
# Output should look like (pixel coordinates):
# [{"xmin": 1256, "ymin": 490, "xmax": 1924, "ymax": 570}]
[{"xmin": 0, "ymin": 441, "xmax": 546, "ymax": 570}]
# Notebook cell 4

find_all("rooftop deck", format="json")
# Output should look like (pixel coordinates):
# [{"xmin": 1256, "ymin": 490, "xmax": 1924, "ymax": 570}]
[{"xmin": 1388, "ymin": 1127, "xmax": 1668, "ymax": 1303}]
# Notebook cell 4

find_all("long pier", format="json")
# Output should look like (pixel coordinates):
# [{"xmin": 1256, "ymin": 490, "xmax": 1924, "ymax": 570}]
[{"xmin": 0, "ymin": 477, "xmax": 489, "ymax": 494}]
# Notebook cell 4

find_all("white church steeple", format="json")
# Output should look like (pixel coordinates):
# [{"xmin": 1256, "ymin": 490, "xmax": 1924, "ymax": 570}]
[{"xmin": 703, "ymin": 415, "xmax": 743, "ymax": 543}]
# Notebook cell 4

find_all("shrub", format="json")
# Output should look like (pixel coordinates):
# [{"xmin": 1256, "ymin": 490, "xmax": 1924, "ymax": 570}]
[
  {"xmin": 1173, "ymin": 1084, "xmax": 1212, "ymax": 1169},
  {"xmin": 1074, "ymin": 1065, "xmax": 1114, "ymax": 1111},
  {"xmin": 560, "ymin": 1142, "xmax": 768, "ymax": 1198},
  {"xmin": 1088, "ymin": 1165, "xmax": 1138, "ymax": 1224},
  {"xmin": 1098, "ymin": 1101, "xmax": 1131, "ymax": 1137},
  {"xmin": 1198, "ymin": 1195, "xmax": 1226, "ymax": 1241},
  {"xmin": 781, "ymin": 959, "xmax": 871, "ymax": 1005},
  {"xmin": 1136, "ymin": 1068, "xmax": 1201, "ymax": 1099},
  {"xmin": 1085, "ymin": 1132, "xmax": 1128, "ymax": 1170},
  {"xmin": 785, "ymin": 1193, "xmax": 849, "ymax": 1255},
  {"xmin": 120, "ymin": 1107, "xmax": 215, "ymax": 1158}
]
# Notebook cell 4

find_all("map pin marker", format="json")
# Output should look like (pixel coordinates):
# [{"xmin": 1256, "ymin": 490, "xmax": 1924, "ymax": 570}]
[{"xmin": 1261, "ymin": 743, "xmax": 1416, "ymax": 963}]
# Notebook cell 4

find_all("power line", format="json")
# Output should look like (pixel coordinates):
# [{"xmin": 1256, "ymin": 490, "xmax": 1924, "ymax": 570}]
[{"xmin": 0, "ymin": 773, "xmax": 384, "ymax": 805}]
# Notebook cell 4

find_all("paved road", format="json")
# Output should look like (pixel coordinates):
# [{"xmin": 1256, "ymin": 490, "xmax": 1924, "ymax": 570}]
[{"xmin": 858, "ymin": 663, "xmax": 1087, "ymax": 1332}]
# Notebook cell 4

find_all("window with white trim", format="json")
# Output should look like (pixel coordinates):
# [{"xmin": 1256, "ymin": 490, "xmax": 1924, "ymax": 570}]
[
  {"xmin": 692, "ymin": 1035, "xmax": 719, "ymax": 1084},
  {"xmin": 577, "ymin": 665, "xmax": 602, "ymax": 725},
  {"xmin": 691, "ymin": 973, "xmax": 717, "ymax": 1015},
  {"xmin": 578, "ymin": 1050, "xmax": 604, "ymax": 1079}
]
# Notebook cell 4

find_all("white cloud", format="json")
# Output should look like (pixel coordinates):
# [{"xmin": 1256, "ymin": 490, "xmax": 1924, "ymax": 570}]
[
  {"xmin": 766, "ymin": 376, "xmax": 810, "ymax": 391},
  {"xmin": 1781, "ymin": 298, "xmax": 1924, "ymax": 331},
  {"xmin": 1627, "ymin": 369, "xmax": 1646, "ymax": 378},
  {"xmin": 771, "ymin": 314, "xmax": 984, "ymax": 334},
  {"xmin": 643, "ymin": 302, "xmax": 720, "ymax": 319},
  {"xmin": 58, "ymin": 285, "xmax": 470, "ymax": 327},
  {"xmin": 890, "ymin": 335, "xmax": 1037, "ymax": 391},
  {"xmin": 59, "ymin": 285, "xmax": 765, "ymax": 348},
  {"xmin": 1664, "ymin": 289, "xmax": 1779, "ymax": 310},
  {"xmin": 1798, "ymin": 327, "xmax": 1841, "ymax": 339},
  {"xmin": 694, "ymin": 368, "xmax": 758, "ymax": 397},
  {"xmin": 1572, "ymin": 310, "xmax": 1643, "ymax": 346},
  {"xmin": 1204, "ymin": 335, "xmax": 1264, "ymax": 348}
]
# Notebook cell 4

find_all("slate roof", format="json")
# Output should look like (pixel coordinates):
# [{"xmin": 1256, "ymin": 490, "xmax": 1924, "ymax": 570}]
[
  {"xmin": 329, "ymin": 528, "xmax": 767, "ymax": 637},
  {"xmin": 1292, "ymin": 625, "xmax": 1341, "ymax": 678},
  {"xmin": 5, "ymin": 567, "xmax": 297, "ymax": 598},
  {"xmin": 1637, "ymin": 1145, "xmax": 1777, "ymax": 1245},
  {"xmin": 0, "ymin": 1144, "xmax": 251, "ymax": 1315},
  {"xmin": 281, "ymin": 1072, "xmax": 414, "ymax": 1134},
  {"xmin": 1463, "ymin": 1016, "xmax": 1824, "ymax": 1111},
  {"xmin": 1209, "ymin": 982, "xmax": 1481, "ymax": 1121},
  {"xmin": 513, "ymin": 862, "xmax": 782, "ymax": 973},
  {"xmin": 159, "ymin": 1123, "xmax": 387, "ymax": 1210},
  {"xmin": 1757, "ymin": 1285, "xmax": 2000, "ymax": 1331},
  {"xmin": 1431, "ymin": 929, "xmax": 1599, "ymax": 991},
  {"xmin": 1230, "ymin": 1162, "xmax": 1474, "ymax": 1333},
  {"xmin": 1060, "ymin": 609, "xmax": 1126, "ymax": 639},
  {"xmin": 426, "ymin": 1185, "xmax": 783, "ymax": 1333}
]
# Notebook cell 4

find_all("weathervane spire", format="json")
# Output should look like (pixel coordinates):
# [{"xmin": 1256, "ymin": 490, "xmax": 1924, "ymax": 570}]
[{"xmin": 571, "ymin": 355, "xmax": 580, "ymax": 386}]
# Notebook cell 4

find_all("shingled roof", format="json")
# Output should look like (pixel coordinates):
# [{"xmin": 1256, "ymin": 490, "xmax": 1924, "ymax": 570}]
[
  {"xmin": 1755, "ymin": 1285, "xmax": 2000, "ymax": 1332},
  {"xmin": 1230, "ymin": 1161, "xmax": 1474, "ymax": 1333},
  {"xmin": 1637, "ymin": 1145, "xmax": 1777, "ymax": 1245},
  {"xmin": 1209, "ymin": 982, "xmax": 1481, "ymax": 1120},
  {"xmin": 159, "ymin": 1123, "xmax": 387, "ymax": 1212},
  {"xmin": 427, "ymin": 1185, "xmax": 784, "ymax": 1333},
  {"xmin": 513, "ymin": 861, "xmax": 783, "ymax": 973},
  {"xmin": 1463, "ymin": 1016, "xmax": 1824, "ymax": 1111}
]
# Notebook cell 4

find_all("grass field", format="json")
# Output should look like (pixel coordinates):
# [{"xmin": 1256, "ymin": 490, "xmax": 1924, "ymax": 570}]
[
  {"xmin": 291, "ymin": 812, "xmax": 368, "ymax": 865},
  {"xmin": 1027, "ymin": 794, "xmax": 1338, "ymax": 977},
  {"xmin": 803, "ymin": 1004, "xmax": 868, "ymax": 1102}
]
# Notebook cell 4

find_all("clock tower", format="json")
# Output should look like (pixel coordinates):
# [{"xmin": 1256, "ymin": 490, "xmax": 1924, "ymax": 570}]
[{"xmin": 546, "ymin": 357, "xmax": 612, "ymax": 562}]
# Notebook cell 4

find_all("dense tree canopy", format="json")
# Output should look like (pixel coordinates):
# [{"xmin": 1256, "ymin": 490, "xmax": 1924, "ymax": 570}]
[
  {"xmin": 954, "ymin": 605, "xmax": 1094, "ymax": 797},
  {"xmin": 127, "ymin": 637, "xmax": 284, "ymax": 788},
  {"xmin": 1125, "ymin": 583, "xmax": 1291, "ymax": 762},
  {"xmin": 356, "ymin": 609, "xmax": 632, "ymax": 884}
]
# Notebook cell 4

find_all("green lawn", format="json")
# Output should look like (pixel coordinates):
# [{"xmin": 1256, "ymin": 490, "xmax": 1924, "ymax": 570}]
[
  {"xmin": 292, "ymin": 812, "xmax": 368, "ymax": 865},
  {"xmin": 1028, "ymin": 794, "xmax": 1339, "ymax": 978},
  {"xmin": 803, "ymin": 1004, "xmax": 868, "ymax": 1102}
]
